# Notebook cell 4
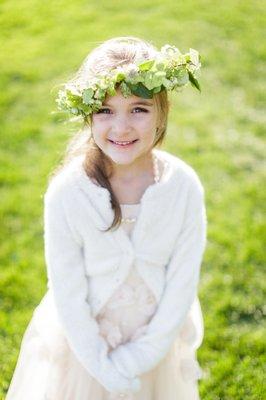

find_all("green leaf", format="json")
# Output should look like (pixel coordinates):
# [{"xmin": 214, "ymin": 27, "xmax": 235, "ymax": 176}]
[
  {"xmin": 143, "ymin": 72, "xmax": 154, "ymax": 90},
  {"xmin": 138, "ymin": 60, "xmax": 155, "ymax": 71},
  {"xmin": 153, "ymin": 86, "xmax": 162, "ymax": 93},
  {"xmin": 82, "ymin": 88, "xmax": 94, "ymax": 104},
  {"xmin": 107, "ymin": 86, "xmax": 116, "ymax": 96},
  {"xmin": 161, "ymin": 77, "xmax": 172, "ymax": 89},
  {"xmin": 127, "ymin": 82, "xmax": 153, "ymax": 99},
  {"xmin": 115, "ymin": 72, "xmax": 126, "ymax": 82},
  {"xmin": 120, "ymin": 81, "xmax": 132, "ymax": 97},
  {"xmin": 152, "ymin": 71, "xmax": 166, "ymax": 87},
  {"xmin": 174, "ymin": 68, "xmax": 189, "ymax": 85},
  {"xmin": 188, "ymin": 70, "xmax": 201, "ymax": 92},
  {"xmin": 154, "ymin": 62, "xmax": 165, "ymax": 71},
  {"xmin": 94, "ymin": 88, "xmax": 106, "ymax": 100}
]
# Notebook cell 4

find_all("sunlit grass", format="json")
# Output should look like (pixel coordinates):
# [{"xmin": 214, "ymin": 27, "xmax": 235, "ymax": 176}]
[{"xmin": 0, "ymin": 0, "xmax": 265, "ymax": 398}]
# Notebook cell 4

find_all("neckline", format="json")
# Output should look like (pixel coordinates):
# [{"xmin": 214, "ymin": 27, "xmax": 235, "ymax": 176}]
[
  {"xmin": 76, "ymin": 148, "xmax": 173, "ymax": 206},
  {"xmin": 117, "ymin": 151, "xmax": 168, "ymax": 207},
  {"xmin": 85, "ymin": 148, "xmax": 167, "ymax": 185},
  {"xmin": 72, "ymin": 149, "xmax": 178, "ymax": 249},
  {"xmin": 119, "ymin": 154, "xmax": 165, "ymax": 216}
]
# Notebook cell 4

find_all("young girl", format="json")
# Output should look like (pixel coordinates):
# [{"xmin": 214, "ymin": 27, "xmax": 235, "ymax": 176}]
[{"xmin": 6, "ymin": 36, "xmax": 207, "ymax": 400}]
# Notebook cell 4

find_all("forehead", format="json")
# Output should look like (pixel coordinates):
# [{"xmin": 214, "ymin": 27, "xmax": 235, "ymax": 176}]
[{"xmin": 103, "ymin": 88, "xmax": 154, "ymax": 107}]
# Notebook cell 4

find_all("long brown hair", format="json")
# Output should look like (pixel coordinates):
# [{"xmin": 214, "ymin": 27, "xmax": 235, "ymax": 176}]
[{"xmin": 50, "ymin": 36, "xmax": 170, "ymax": 232}]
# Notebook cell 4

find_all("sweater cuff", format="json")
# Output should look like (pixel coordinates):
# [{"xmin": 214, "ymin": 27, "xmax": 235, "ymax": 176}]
[{"xmin": 110, "ymin": 345, "xmax": 139, "ymax": 379}]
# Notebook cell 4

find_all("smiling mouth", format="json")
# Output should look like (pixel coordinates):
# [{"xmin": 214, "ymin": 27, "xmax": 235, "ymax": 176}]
[{"xmin": 108, "ymin": 139, "xmax": 138, "ymax": 147}]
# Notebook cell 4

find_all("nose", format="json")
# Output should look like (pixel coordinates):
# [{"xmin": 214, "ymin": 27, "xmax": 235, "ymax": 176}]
[{"xmin": 112, "ymin": 114, "xmax": 132, "ymax": 137}]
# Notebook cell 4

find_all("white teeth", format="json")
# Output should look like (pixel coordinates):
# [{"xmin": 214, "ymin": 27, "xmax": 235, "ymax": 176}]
[{"xmin": 112, "ymin": 140, "xmax": 134, "ymax": 145}]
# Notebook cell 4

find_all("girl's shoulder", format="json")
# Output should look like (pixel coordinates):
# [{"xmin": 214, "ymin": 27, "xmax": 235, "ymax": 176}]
[
  {"xmin": 156, "ymin": 149, "xmax": 205, "ymax": 194},
  {"xmin": 44, "ymin": 150, "xmax": 205, "ymax": 207},
  {"xmin": 44, "ymin": 155, "xmax": 85, "ymax": 205}
]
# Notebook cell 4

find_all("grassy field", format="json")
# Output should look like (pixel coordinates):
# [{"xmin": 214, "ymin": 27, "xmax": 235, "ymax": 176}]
[{"xmin": 0, "ymin": 0, "xmax": 265, "ymax": 398}]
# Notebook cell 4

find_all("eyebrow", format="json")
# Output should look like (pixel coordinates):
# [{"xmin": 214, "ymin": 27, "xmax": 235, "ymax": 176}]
[{"xmin": 102, "ymin": 101, "xmax": 154, "ymax": 107}]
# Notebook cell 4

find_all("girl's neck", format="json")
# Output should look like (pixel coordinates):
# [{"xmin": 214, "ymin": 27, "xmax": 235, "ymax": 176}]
[
  {"xmin": 109, "ymin": 150, "xmax": 155, "ymax": 184},
  {"xmin": 108, "ymin": 151, "xmax": 162, "ymax": 205}
]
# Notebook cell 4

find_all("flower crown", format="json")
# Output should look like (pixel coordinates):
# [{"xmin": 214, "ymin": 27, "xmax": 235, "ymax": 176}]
[{"xmin": 55, "ymin": 45, "xmax": 201, "ymax": 120}]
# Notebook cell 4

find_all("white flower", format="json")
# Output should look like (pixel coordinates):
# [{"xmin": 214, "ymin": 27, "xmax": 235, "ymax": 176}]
[
  {"xmin": 160, "ymin": 44, "xmax": 181, "ymax": 59},
  {"xmin": 56, "ymin": 44, "xmax": 201, "ymax": 119},
  {"xmin": 189, "ymin": 48, "xmax": 200, "ymax": 66},
  {"xmin": 64, "ymin": 83, "xmax": 81, "ymax": 96}
]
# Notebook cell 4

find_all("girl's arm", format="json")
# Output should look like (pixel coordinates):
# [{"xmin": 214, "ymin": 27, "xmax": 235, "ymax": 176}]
[
  {"xmin": 109, "ymin": 178, "xmax": 207, "ymax": 378},
  {"xmin": 43, "ymin": 182, "xmax": 141, "ymax": 394}
]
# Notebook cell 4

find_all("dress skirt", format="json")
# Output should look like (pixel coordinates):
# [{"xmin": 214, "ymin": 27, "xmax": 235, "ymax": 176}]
[{"xmin": 6, "ymin": 204, "xmax": 204, "ymax": 400}]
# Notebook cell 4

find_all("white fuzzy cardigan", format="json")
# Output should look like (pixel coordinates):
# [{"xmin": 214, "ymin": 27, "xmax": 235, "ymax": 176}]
[{"xmin": 43, "ymin": 149, "xmax": 208, "ymax": 395}]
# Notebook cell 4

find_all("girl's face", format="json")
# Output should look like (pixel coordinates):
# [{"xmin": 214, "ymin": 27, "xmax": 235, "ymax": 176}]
[{"xmin": 91, "ymin": 88, "xmax": 158, "ymax": 167}]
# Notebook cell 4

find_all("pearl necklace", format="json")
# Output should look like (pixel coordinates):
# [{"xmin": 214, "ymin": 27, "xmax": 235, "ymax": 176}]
[{"xmin": 121, "ymin": 153, "xmax": 160, "ymax": 224}]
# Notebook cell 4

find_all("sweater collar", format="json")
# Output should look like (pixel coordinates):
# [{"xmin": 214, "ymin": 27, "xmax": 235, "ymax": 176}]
[{"xmin": 71, "ymin": 149, "xmax": 178, "ymax": 249}]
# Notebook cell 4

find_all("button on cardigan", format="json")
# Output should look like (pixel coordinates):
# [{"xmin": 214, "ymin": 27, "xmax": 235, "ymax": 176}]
[{"xmin": 43, "ymin": 149, "xmax": 208, "ymax": 394}]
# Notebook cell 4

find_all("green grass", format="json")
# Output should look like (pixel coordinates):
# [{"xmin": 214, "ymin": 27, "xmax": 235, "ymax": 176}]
[{"xmin": 0, "ymin": 0, "xmax": 265, "ymax": 398}]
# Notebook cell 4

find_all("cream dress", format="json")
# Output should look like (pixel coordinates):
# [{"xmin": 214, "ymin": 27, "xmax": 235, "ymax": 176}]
[{"xmin": 5, "ymin": 203, "xmax": 204, "ymax": 400}]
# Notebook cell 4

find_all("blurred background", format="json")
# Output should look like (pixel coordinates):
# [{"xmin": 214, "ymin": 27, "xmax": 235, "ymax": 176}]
[{"xmin": 0, "ymin": 1, "xmax": 265, "ymax": 398}]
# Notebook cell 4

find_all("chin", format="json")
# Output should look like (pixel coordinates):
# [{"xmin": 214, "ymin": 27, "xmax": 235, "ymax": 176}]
[
  {"xmin": 107, "ymin": 152, "xmax": 137, "ymax": 165},
  {"xmin": 110, "ymin": 156, "xmax": 135, "ymax": 165}
]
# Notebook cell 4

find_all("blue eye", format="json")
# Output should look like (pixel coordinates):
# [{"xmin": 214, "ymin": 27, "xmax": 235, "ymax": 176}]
[
  {"xmin": 95, "ymin": 107, "xmax": 148, "ymax": 114},
  {"xmin": 96, "ymin": 108, "xmax": 110, "ymax": 114},
  {"xmin": 133, "ymin": 107, "xmax": 148, "ymax": 113}
]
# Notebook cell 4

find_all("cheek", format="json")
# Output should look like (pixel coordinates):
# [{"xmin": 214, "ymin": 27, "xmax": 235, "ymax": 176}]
[
  {"xmin": 91, "ymin": 120, "xmax": 109, "ymax": 136},
  {"xmin": 137, "ymin": 116, "xmax": 157, "ymax": 133}
]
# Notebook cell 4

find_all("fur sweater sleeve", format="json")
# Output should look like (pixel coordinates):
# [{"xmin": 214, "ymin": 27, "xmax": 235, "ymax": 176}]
[
  {"xmin": 109, "ymin": 177, "xmax": 208, "ymax": 378},
  {"xmin": 43, "ymin": 181, "xmax": 141, "ymax": 394}
]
